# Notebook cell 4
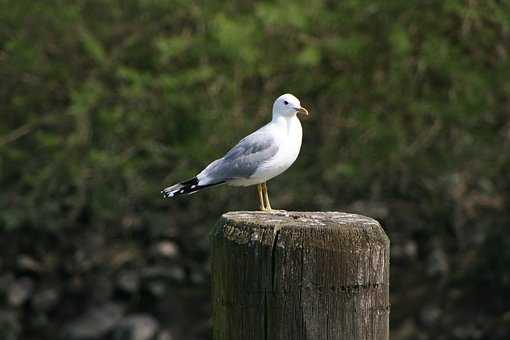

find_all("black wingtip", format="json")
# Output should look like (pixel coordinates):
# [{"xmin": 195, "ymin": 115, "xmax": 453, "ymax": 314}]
[
  {"xmin": 181, "ymin": 177, "xmax": 199, "ymax": 187},
  {"xmin": 161, "ymin": 177, "xmax": 224, "ymax": 199}
]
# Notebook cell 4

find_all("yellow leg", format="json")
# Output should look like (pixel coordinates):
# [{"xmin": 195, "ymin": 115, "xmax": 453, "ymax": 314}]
[
  {"xmin": 257, "ymin": 184, "xmax": 266, "ymax": 211},
  {"xmin": 262, "ymin": 182, "xmax": 272, "ymax": 211}
]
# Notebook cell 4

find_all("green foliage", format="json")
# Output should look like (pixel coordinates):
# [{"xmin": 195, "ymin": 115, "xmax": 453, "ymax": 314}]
[{"xmin": 1, "ymin": 0, "xmax": 509, "ymax": 338}]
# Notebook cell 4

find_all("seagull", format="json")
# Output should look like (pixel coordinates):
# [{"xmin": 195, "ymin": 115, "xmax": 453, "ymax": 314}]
[{"xmin": 161, "ymin": 93, "xmax": 309, "ymax": 211}]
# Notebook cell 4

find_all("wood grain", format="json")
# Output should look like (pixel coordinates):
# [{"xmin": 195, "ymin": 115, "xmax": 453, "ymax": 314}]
[{"xmin": 211, "ymin": 211, "xmax": 390, "ymax": 340}]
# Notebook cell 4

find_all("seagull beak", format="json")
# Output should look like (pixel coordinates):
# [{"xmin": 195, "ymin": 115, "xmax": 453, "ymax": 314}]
[{"xmin": 296, "ymin": 106, "xmax": 309, "ymax": 116}]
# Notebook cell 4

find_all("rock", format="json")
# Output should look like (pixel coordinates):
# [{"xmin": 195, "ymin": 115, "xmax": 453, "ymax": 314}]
[
  {"xmin": 190, "ymin": 270, "xmax": 206, "ymax": 285},
  {"xmin": 419, "ymin": 305, "xmax": 441, "ymax": 327},
  {"xmin": 392, "ymin": 238, "xmax": 418, "ymax": 261},
  {"xmin": 142, "ymin": 266, "xmax": 185, "ymax": 282},
  {"xmin": 0, "ymin": 310, "xmax": 21, "ymax": 340},
  {"xmin": 427, "ymin": 241, "xmax": 449, "ymax": 276},
  {"xmin": 7, "ymin": 277, "xmax": 34, "ymax": 307},
  {"xmin": 152, "ymin": 241, "xmax": 178, "ymax": 258},
  {"xmin": 142, "ymin": 266, "xmax": 186, "ymax": 297},
  {"xmin": 147, "ymin": 281, "xmax": 166, "ymax": 298},
  {"xmin": 167, "ymin": 266, "xmax": 185, "ymax": 282},
  {"xmin": 90, "ymin": 276, "xmax": 114, "ymax": 302},
  {"xmin": 32, "ymin": 288, "xmax": 59, "ymax": 312},
  {"xmin": 453, "ymin": 323, "xmax": 483, "ymax": 339},
  {"xmin": 0, "ymin": 274, "xmax": 14, "ymax": 294},
  {"xmin": 403, "ymin": 240, "xmax": 418, "ymax": 259},
  {"xmin": 392, "ymin": 318, "xmax": 418, "ymax": 339},
  {"xmin": 16, "ymin": 255, "xmax": 42, "ymax": 272},
  {"xmin": 117, "ymin": 270, "xmax": 140, "ymax": 294},
  {"xmin": 64, "ymin": 303, "xmax": 124, "ymax": 339},
  {"xmin": 113, "ymin": 314, "xmax": 159, "ymax": 340},
  {"xmin": 156, "ymin": 330, "xmax": 174, "ymax": 340}
]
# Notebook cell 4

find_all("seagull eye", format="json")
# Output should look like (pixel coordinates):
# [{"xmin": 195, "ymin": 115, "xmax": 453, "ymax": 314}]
[{"xmin": 284, "ymin": 101, "xmax": 289, "ymax": 105}]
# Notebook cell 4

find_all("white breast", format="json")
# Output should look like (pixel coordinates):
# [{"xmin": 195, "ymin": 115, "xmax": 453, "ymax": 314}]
[{"xmin": 246, "ymin": 116, "xmax": 303, "ymax": 185}]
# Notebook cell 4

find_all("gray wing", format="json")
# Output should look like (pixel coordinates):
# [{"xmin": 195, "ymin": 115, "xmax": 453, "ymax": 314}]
[{"xmin": 200, "ymin": 129, "xmax": 279, "ymax": 181}]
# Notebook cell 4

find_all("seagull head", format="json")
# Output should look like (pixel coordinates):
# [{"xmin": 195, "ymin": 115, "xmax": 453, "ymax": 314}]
[{"xmin": 273, "ymin": 93, "xmax": 309, "ymax": 118}]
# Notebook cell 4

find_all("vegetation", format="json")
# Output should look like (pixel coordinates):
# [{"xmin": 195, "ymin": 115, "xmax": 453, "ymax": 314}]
[{"xmin": 1, "ymin": 1, "xmax": 509, "ymax": 339}]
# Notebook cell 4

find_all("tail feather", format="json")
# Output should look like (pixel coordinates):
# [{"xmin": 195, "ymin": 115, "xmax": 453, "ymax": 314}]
[{"xmin": 161, "ymin": 177, "xmax": 224, "ymax": 198}]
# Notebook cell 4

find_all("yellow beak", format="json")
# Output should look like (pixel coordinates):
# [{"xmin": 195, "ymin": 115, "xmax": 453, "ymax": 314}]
[{"xmin": 296, "ymin": 106, "xmax": 309, "ymax": 116}]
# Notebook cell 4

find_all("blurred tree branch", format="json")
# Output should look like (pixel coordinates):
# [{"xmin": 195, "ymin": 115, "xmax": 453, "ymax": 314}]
[
  {"xmin": 0, "ymin": 123, "xmax": 33, "ymax": 147},
  {"xmin": 0, "ymin": 115, "xmax": 60, "ymax": 147}
]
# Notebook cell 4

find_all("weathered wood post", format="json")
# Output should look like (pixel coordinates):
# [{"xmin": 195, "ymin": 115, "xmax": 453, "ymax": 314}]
[{"xmin": 211, "ymin": 211, "xmax": 390, "ymax": 340}]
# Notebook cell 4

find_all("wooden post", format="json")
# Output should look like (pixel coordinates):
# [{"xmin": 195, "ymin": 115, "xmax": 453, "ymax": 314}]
[{"xmin": 211, "ymin": 211, "xmax": 390, "ymax": 340}]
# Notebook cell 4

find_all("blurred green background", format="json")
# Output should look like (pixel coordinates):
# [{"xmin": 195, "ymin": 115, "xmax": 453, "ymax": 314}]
[{"xmin": 1, "ymin": 0, "xmax": 510, "ymax": 339}]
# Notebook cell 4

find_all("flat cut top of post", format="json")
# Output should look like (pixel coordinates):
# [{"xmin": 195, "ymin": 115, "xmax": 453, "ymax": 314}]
[
  {"xmin": 217, "ymin": 211, "xmax": 388, "ymax": 248},
  {"xmin": 221, "ymin": 211, "xmax": 382, "ymax": 231}
]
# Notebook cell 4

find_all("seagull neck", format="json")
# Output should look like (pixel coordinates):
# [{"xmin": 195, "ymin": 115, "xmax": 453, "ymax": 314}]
[
  {"xmin": 271, "ymin": 114, "xmax": 298, "ymax": 136},
  {"xmin": 271, "ymin": 114, "xmax": 296, "ymax": 127}
]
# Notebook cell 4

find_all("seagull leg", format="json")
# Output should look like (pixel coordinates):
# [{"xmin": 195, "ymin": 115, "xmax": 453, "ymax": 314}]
[
  {"xmin": 257, "ymin": 184, "xmax": 266, "ymax": 211},
  {"xmin": 262, "ymin": 182, "xmax": 272, "ymax": 211}
]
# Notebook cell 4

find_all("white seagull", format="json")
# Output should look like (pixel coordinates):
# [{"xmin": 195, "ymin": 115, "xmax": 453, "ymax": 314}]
[{"xmin": 161, "ymin": 93, "xmax": 309, "ymax": 211}]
